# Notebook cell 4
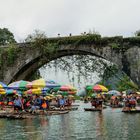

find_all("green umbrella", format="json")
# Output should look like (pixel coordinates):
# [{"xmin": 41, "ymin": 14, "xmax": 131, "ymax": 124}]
[
  {"xmin": 86, "ymin": 85, "xmax": 93, "ymax": 91},
  {"xmin": 8, "ymin": 80, "xmax": 31, "ymax": 91}
]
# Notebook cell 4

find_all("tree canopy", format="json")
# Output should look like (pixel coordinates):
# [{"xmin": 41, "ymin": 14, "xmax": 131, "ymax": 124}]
[{"xmin": 0, "ymin": 28, "xmax": 16, "ymax": 45}]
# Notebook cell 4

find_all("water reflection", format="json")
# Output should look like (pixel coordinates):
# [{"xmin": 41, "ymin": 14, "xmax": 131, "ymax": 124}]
[{"xmin": 1, "ymin": 102, "xmax": 140, "ymax": 140}]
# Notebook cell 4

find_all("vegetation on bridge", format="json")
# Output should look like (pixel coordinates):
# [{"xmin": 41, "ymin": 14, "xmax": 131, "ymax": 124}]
[{"xmin": 0, "ymin": 29, "xmax": 140, "ymax": 90}]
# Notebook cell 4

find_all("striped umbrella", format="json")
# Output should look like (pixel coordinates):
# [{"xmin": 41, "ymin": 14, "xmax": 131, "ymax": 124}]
[
  {"xmin": 86, "ymin": 85, "xmax": 108, "ymax": 92},
  {"xmin": 24, "ymin": 87, "xmax": 49, "ymax": 95},
  {"xmin": 29, "ymin": 78, "xmax": 61, "ymax": 89},
  {"xmin": 93, "ymin": 85, "xmax": 108, "ymax": 92}
]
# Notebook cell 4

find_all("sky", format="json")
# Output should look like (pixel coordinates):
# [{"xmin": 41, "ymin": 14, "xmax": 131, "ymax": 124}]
[{"xmin": 0, "ymin": 0, "xmax": 140, "ymax": 41}]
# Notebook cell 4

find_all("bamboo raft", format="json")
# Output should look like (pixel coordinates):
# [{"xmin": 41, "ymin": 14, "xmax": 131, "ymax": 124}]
[
  {"xmin": 110, "ymin": 105, "xmax": 123, "ymax": 108},
  {"xmin": 122, "ymin": 108, "xmax": 140, "ymax": 113},
  {"xmin": 84, "ymin": 108, "xmax": 102, "ymax": 111},
  {"xmin": 49, "ymin": 107, "xmax": 78, "ymax": 111},
  {"xmin": 0, "ymin": 110, "xmax": 69, "ymax": 119},
  {"xmin": 84, "ymin": 106, "xmax": 106, "ymax": 112}
]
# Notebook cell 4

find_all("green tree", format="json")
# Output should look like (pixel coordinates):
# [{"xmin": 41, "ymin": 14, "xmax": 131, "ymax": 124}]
[
  {"xmin": 135, "ymin": 30, "xmax": 140, "ymax": 37},
  {"xmin": 0, "ymin": 28, "xmax": 16, "ymax": 45},
  {"xmin": 25, "ymin": 30, "xmax": 47, "ymax": 42}
]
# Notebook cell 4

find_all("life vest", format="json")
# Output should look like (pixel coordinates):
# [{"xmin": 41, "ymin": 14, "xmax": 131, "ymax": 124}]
[
  {"xmin": 0, "ymin": 102, "xmax": 4, "ymax": 105},
  {"xmin": 129, "ymin": 100, "xmax": 136, "ymax": 105},
  {"xmin": 26, "ymin": 101, "xmax": 30, "ymax": 107},
  {"xmin": 41, "ymin": 102, "xmax": 47, "ymax": 109}
]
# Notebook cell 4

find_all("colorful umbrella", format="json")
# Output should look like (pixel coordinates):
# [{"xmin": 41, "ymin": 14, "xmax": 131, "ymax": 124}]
[
  {"xmin": 86, "ymin": 85, "xmax": 93, "ymax": 91},
  {"xmin": 0, "ymin": 88, "xmax": 6, "ymax": 94},
  {"xmin": 24, "ymin": 87, "xmax": 49, "ymax": 95},
  {"xmin": 28, "ymin": 78, "xmax": 46, "ymax": 88},
  {"xmin": 0, "ymin": 82, "xmax": 8, "ymax": 89},
  {"xmin": 108, "ymin": 90, "xmax": 121, "ymax": 96},
  {"xmin": 8, "ymin": 80, "xmax": 31, "ymax": 90},
  {"xmin": 86, "ymin": 85, "xmax": 108, "ymax": 92},
  {"xmin": 93, "ymin": 84, "xmax": 108, "ymax": 92},
  {"xmin": 29, "ymin": 78, "xmax": 61, "ymax": 89},
  {"xmin": 58, "ymin": 91, "xmax": 76, "ymax": 96},
  {"xmin": 6, "ymin": 89, "xmax": 18, "ymax": 95},
  {"xmin": 60, "ymin": 85, "xmax": 77, "ymax": 91}
]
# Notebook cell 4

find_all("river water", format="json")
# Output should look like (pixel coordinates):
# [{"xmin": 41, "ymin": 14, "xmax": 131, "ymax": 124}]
[{"xmin": 0, "ymin": 102, "xmax": 140, "ymax": 140}]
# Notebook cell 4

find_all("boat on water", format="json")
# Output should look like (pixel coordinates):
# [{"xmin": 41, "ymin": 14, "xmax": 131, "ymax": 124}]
[
  {"xmin": 84, "ymin": 106, "xmax": 107, "ymax": 111},
  {"xmin": 122, "ymin": 107, "xmax": 140, "ymax": 113}
]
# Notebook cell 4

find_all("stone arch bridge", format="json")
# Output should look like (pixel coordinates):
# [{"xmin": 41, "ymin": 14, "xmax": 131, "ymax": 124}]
[{"xmin": 0, "ymin": 35, "xmax": 140, "ymax": 85}]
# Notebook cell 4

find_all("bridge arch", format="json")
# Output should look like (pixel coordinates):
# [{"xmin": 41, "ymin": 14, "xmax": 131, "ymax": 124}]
[
  {"xmin": 1, "ymin": 36, "xmax": 140, "ymax": 85},
  {"xmin": 7, "ymin": 44, "xmax": 122, "ymax": 84}
]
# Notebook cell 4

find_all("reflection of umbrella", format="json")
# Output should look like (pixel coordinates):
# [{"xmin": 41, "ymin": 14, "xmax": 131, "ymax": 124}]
[
  {"xmin": 108, "ymin": 90, "xmax": 121, "ymax": 96},
  {"xmin": 8, "ymin": 80, "xmax": 31, "ymax": 90}
]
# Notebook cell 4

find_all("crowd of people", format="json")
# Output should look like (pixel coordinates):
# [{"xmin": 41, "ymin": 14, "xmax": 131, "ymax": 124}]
[
  {"xmin": 84, "ymin": 92, "xmax": 140, "ymax": 111},
  {"xmin": 90, "ymin": 95, "xmax": 104, "ymax": 109},
  {"xmin": 0, "ymin": 94, "xmax": 74, "ymax": 113}
]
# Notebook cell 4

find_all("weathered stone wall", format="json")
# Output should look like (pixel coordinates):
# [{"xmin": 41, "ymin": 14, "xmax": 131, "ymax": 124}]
[
  {"xmin": 0, "ymin": 35, "xmax": 140, "ymax": 85},
  {"xmin": 124, "ymin": 46, "xmax": 140, "ymax": 85}
]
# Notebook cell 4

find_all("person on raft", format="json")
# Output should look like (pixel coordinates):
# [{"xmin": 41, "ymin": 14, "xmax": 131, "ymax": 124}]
[
  {"xmin": 59, "ymin": 96, "xmax": 66, "ymax": 110},
  {"xmin": 91, "ymin": 97, "xmax": 97, "ymax": 108},
  {"xmin": 30, "ymin": 95, "xmax": 41, "ymax": 114},
  {"xmin": 13, "ymin": 95, "xmax": 24, "ymax": 112},
  {"xmin": 123, "ymin": 95, "xmax": 137, "ymax": 111},
  {"xmin": 91, "ymin": 95, "xmax": 103, "ymax": 109}
]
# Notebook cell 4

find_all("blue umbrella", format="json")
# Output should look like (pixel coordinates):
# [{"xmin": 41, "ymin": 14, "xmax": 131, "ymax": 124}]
[{"xmin": 108, "ymin": 90, "xmax": 121, "ymax": 96}]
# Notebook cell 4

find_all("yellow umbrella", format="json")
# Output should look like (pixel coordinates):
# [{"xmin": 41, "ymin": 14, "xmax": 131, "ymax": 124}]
[
  {"xmin": 29, "ymin": 78, "xmax": 46, "ymax": 88},
  {"xmin": 0, "ymin": 89, "xmax": 6, "ymax": 94},
  {"xmin": 93, "ymin": 84, "xmax": 108, "ymax": 92},
  {"xmin": 24, "ymin": 88, "xmax": 42, "ymax": 94}
]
